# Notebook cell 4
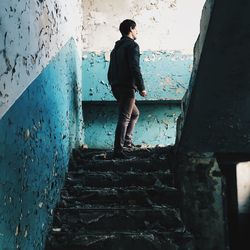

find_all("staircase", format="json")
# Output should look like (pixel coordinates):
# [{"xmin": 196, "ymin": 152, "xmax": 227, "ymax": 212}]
[{"xmin": 45, "ymin": 146, "xmax": 194, "ymax": 250}]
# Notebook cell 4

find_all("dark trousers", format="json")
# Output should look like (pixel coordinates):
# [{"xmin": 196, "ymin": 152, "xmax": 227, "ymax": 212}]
[{"xmin": 112, "ymin": 87, "xmax": 139, "ymax": 152}]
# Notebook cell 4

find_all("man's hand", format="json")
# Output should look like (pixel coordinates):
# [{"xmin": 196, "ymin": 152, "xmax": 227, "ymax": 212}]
[{"xmin": 139, "ymin": 90, "xmax": 147, "ymax": 97}]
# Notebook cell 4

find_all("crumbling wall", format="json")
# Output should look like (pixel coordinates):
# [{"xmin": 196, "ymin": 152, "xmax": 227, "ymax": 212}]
[{"xmin": 175, "ymin": 152, "xmax": 227, "ymax": 250}]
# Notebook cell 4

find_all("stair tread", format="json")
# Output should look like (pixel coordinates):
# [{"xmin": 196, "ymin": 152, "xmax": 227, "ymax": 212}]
[
  {"xmin": 59, "ymin": 185, "xmax": 180, "ymax": 208},
  {"xmin": 70, "ymin": 147, "xmax": 174, "ymax": 172},
  {"xmin": 72, "ymin": 146, "xmax": 173, "ymax": 160},
  {"xmin": 49, "ymin": 229, "xmax": 191, "ymax": 237},
  {"xmin": 61, "ymin": 184, "xmax": 179, "ymax": 197},
  {"xmin": 60, "ymin": 185, "xmax": 179, "ymax": 195},
  {"xmin": 46, "ymin": 230, "xmax": 193, "ymax": 250},
  {"xmin": 52, "ymin": 204, "xmax": 183, "ymax": 231},
  {"xmin": 74, "ymin": 158, "xmax": 170, "ymax": 164},
  {"xmin": 70, "ymin": 159, "xmax": 172, "ymax": 171},
  {"xmin": 62, "ymin": 184, "xmax": 177, "ymax": 190},
  {"xmin": 55, "ymin": 204, "xmax": 178, "ymax": 211},
  {"xmin": 64, "ymin": 170, "xmax": 174, "ymax": 188},
  {"xmin": 60, "ymin": 186, "xmax": 179, "ymax": 195},
  {"xmin": 67, "ymin": 170, "xmax": 171, "ymax": 175}
]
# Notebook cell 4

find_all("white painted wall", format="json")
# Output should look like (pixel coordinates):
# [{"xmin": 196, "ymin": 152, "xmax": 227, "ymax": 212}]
[
  {"xmin": 237, "ymin": 162, "xmax": 250, "ymax": 213},
  {"xmin": 82, "ymin": 0, "xmax": 206, "ymax": 53},
  {"xmin": 0, "ymin": 0, "xmax": 83, "ymax": 119}
]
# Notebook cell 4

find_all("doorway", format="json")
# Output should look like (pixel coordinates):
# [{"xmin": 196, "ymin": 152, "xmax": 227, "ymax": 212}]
[{"xmin": 216, "ymin": 153, "xmax": 250, "ymax": 250}]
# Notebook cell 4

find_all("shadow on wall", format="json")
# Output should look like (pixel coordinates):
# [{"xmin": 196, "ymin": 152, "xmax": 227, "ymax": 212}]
[{"xmin": 0, "ymin": 38, "xmax": 82, "ymax": 250}]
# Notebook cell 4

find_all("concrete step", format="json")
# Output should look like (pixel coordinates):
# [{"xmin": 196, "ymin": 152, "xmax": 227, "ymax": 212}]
[
  {"xmin": 51, "ymin": 206, "xmax": 184, "ymax": 232},
  {"xmin": 70, "ymin": 147, "xmax": 175, "ymax": 173},
  {"xmin": 70, "ymin": 158, "xmax": 173, "ymax": 172},
  {"xmin": 72, "ymin": 146, "xmax": 174, "ymax": 160},
  {"xmin": 59, "ymin": 186, "xmax": 180, "ymax": 207},
  {"xmin": 46, "ymin": 230, "xmax": 194, "ymax": 250},
  {"xmin": 45, "ymin": 146, "xmax": 195, "ymax": 250},
  {"xmin": 65, "ymin": 170, "xmax": 174, "ymax": 188}
]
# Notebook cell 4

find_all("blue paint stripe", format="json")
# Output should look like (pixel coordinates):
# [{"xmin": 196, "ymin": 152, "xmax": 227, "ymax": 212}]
[
  {"xmin": 0, "ymin": 38, "xmax": 80, "ymax": 249},
  {"xmin": 82, "ymin": 51, "xmax": 193, "ymax": 101}
]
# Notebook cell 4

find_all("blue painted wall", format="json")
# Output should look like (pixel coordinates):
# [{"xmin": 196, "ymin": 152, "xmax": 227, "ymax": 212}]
[
  {"xmin": 83, "ymin": 102, "xmax": 181, "ymax": 148},
  {"xmin": 82, "ymin": 51, "xmax": 193, "ymax": 101},
  {"xmin": 0, "ymin": 39, "xmax": 82, "ymax": 249},
  {"xmin": 82, "ymin": 51, "xmax": 192, "ymax": 148}
]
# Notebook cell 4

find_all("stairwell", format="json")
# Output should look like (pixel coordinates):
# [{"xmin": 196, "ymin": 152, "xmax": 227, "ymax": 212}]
[{"xmin": 45, "ymin": 146, "xmax": 194, "ymax": 250}]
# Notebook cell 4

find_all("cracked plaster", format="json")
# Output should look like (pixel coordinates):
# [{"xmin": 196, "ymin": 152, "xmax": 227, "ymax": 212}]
[
  {"xmin": 0, "ymin": 0, "xmax": 83, "ymax": 119},
  {"xmin": 82, "ymin": 0, "xmax": 205, "ymax": 53}
]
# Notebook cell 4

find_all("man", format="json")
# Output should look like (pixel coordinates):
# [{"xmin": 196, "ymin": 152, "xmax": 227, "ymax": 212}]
[{"xmin": 108, "ymin": 19, "xmax": 147, "ymax": 159}]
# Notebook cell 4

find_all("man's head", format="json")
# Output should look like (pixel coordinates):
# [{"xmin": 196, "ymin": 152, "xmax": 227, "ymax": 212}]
[{"xmin": 119, "ymin": 19, "xmax": 138, "ymax": 40}]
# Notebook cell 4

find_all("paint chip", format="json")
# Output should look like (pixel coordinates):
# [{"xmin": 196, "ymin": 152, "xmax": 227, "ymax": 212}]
[
  {"xmin": 104, "ymin": 51, "xmax": 110, "ymax": 62},
  {"xmin": 15, "ymin": 224, "xmax": 20, "ymax": 236},
  {"xmin": 24, "ymin": 129, "xmax": 30, "ymax": 140}
]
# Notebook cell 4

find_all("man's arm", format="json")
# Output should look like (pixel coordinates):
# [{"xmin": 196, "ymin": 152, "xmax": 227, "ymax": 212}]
[
  {"xmin": 127, "ymin": 43, "xmax": 145, "ymax": 92},
  {"xmin": 107, "ymin": 50, "xmax": 113, "ymax": 84},
  {"xmin": 107, "ymin": 63, "xmax": 111, "ymax": 83}
]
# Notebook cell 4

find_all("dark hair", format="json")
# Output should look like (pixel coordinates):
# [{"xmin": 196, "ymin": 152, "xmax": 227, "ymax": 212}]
[{"xmin": 119, "ymin": 19, "xmax": 136, "ymax": 36}]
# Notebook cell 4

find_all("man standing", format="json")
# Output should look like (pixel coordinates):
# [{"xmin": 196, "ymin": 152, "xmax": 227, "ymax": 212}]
[{"xmin": 108, "ymin": 19, "xmax": 147, "ymax": 159}]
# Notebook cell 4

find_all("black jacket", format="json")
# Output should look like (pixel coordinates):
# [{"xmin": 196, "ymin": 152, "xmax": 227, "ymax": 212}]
[{"xmin": 107, "ymin": 36, "xmax": 145, "ymax": 92}]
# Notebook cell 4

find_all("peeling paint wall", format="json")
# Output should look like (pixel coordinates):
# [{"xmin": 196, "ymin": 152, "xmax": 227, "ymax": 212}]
[
  {"xmin": 84, "ymin": 103, "xmax": 180, "ymax": 148},
  {"xmin": 0, "ymin": 0, "xmax": 83, "ymax": 119},
  {"xmin": 0, "ymin": 1, "xmax": 83, "ymax": 249},
  {"xmin": 82, "ymin": 0, "xmax": 205, "ymax": 53},
  {"xmin": 83, "ymin": 51, "xmax": 193, "ymax": 101},
  {"xmin": 82, "ymin": 49, "xmax": 190, "ymax": 147},
  {"xmin": 81, "ymin": 0, "xmax": 205, "ymax": 148},
  {"xmin": 0, "ymin": 39, "xmax": 81, "ymax": 249}
]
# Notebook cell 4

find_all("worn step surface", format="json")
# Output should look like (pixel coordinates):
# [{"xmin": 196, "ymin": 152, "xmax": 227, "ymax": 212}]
[
  {"xmin": 59, "ymin": 186, "xmax": 180, "ymax": 207},
  {"xmin": 70, "ymin": 146, "xmax": 175, "ymax": 173},
  {"xmin": 45, "ymin": 146, "xmax": 194, "ymax": 250},
  {"xmin": 52, "ymin": 206, "xmax": 184, "ymax": 232},
  {"xmin": 47, "ymin": 231, "xmax": 194, "ymax": 250},
  {"xmin": 65, "ymin": 170, "xmax": 173, "ymax": 188}
]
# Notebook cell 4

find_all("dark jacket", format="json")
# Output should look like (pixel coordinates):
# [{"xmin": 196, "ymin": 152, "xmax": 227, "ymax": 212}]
[{"xmin": 107, "ymin": 36, "xmax": 145, "ymax": 92}]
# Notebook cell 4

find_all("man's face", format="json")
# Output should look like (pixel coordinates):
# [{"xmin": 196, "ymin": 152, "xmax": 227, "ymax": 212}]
[{"xmin": 130, "ymin": 26, "xmax": 138, "ymax": 40}]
